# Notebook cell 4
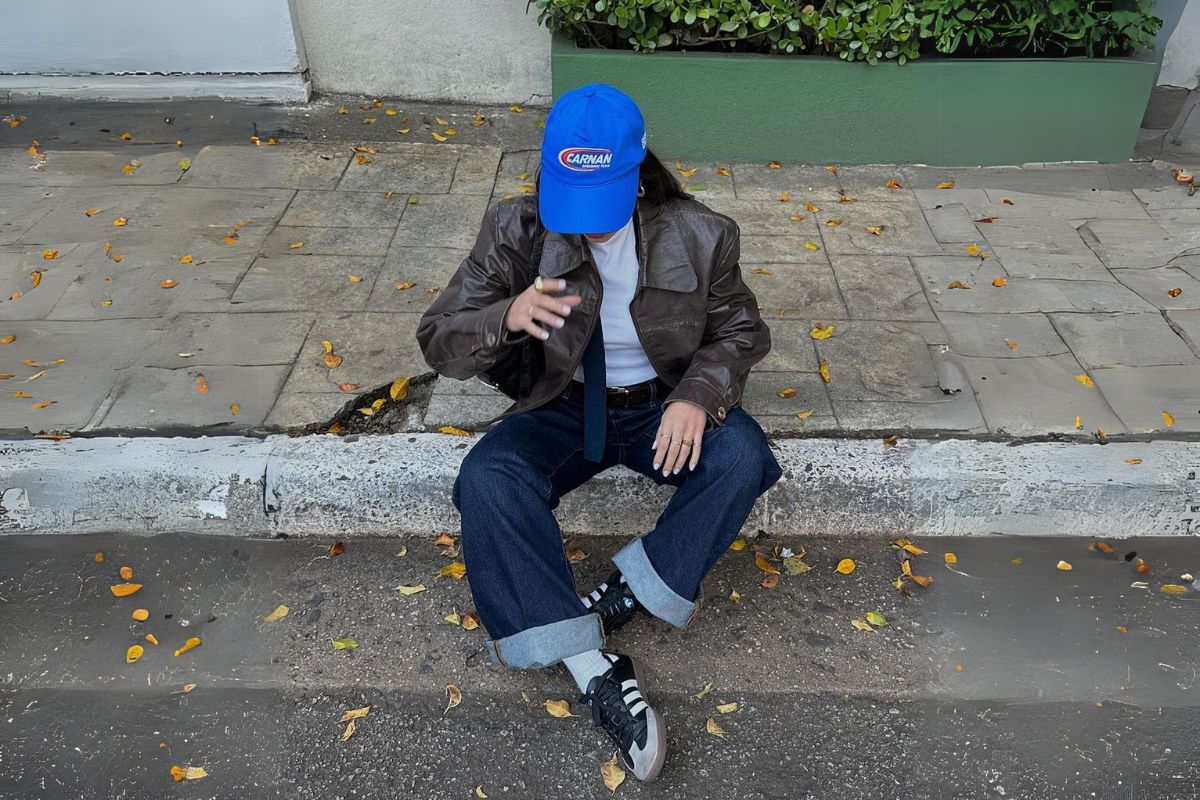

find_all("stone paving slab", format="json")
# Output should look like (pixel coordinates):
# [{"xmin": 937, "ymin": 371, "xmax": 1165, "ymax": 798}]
[{"xmin": 3, "ymin": 110, "xmax": 1200, "ymax": 440}]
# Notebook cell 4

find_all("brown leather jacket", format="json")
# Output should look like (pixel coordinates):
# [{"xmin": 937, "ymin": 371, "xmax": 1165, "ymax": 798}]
[{"xmin": 416, "ymin": 194, "xmax": 770, "ymax": 426}]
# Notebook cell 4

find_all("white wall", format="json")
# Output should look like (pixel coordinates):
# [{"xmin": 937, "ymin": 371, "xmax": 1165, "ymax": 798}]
[
  {"xmin": 294, "ymin": 0, "xmax": 551, "ymax": 103},
  {"xmin": 0, "ymin": 0, "xmax": 307, "ymax": 100},
  {"xmin": 1159, "ymin": 0, "xmax": 1200, "ymax": 89}
]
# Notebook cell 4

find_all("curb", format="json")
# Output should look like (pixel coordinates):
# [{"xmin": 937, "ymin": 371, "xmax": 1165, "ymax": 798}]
[{"xmin": 2, "ymin": 435, "xmax": 1197, "ymax": 537}]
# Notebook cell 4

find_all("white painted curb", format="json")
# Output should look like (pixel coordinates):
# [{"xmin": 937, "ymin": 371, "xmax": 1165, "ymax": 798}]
[{"xmin": 1, "ymin": 435, "xmax": 1197, "ymax": 537}]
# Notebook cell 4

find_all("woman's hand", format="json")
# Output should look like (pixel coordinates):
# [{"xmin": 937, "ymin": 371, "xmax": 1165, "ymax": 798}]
[
  {"xmin": 504, "ymin": 278, "xmax": 583, "ymax": 340},
  {"xmin": 653, "ymin": 400, "xmax": 708, "ymax": 476}
]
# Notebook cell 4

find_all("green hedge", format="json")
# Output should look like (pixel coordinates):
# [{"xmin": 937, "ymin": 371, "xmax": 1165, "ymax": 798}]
[{"xmin": 532, "ymin": 0, "xmax": 1161, "ymax": 64}]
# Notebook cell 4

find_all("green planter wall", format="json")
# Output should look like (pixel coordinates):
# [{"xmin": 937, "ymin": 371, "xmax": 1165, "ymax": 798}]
[{"xmin": 550, "ymin": 34, "xmax": 1156, "ymax": 166}]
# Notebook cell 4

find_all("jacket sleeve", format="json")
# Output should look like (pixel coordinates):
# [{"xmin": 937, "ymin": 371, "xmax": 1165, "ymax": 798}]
[
  {"xmin": 416, "ymin": 202, "xmax": 531, "ymax": 380},
  {"xmin": 664, "ymin": 222, "xmax": 770, "ymax": 425}
]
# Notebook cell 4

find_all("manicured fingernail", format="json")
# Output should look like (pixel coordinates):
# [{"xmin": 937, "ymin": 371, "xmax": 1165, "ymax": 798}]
[
  {"xmin": 561, "ymin": 305, "xmax": 571, "ymax": 315},
  {"xmin": 662, "ymin": 469, "xmax": 670, "ymax": 477},
  {"xmin": 673, "ymin": 468, "xmax": 681, "ymax": 475},
  {"xmin": 554, "ymin": 318, "xmax": 564, "ymax": 328},
  {"xmin": 540, "ymin": 331, "xmax": 550, "ymax": 340},
  {"xmin": 653, "ymin": 462, "xmax": 660, "ymax": 470}
]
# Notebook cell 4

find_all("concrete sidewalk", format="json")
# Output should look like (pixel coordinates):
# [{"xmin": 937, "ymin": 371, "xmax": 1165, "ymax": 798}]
[{"xmin": 2, "ymin": 98, "xmax": 1200, "ymax": 441}]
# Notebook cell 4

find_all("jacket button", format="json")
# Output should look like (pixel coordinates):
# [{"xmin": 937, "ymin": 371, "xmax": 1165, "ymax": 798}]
[
  {"xmin": 486, "ymin": 333, "xmax": 497, "ymax": 347},
  {"xmin": 717, "ymin": 406, "xmax": 726, "ymax": 420}
]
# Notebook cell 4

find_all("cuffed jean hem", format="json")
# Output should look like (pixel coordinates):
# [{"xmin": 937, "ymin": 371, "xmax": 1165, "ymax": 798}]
[
  {"xmin": 612, "ymin": 536, "xmax": 701, "ymax": 628},
  {"xmin": 484, "ymin": 612, "xmax": 606, "ymax": 669}
]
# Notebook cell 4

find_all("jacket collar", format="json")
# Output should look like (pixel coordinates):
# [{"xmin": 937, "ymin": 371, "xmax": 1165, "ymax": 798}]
[{"xmin": 538, "ymin": 199, "xmax": 698, "ymax": 293}]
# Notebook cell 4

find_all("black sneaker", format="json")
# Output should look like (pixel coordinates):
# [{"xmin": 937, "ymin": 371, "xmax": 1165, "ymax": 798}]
[
  {"xmin": 581, "ymin": 652, "xmax": 666, "ymax": 782},
  {"xmin": 581, "ymin": 570, "xmax": 644, "ymax": 634}
]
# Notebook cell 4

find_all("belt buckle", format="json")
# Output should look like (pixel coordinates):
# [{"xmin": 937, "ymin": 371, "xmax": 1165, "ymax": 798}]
[{"xmin": 606, "ymin": 385, "xmax": 629, "ymax": 407}]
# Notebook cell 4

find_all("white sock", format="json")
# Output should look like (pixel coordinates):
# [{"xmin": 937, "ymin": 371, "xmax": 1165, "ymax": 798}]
[{"xmin": 562, "ymin": 649, "xmax": 616, "ymax": 694}]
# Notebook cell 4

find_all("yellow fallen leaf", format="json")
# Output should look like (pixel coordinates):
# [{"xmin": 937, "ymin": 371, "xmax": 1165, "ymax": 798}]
[
  {"xmin": 947, "ymin": 280, "xmax": 971, "ymax": 290},
  {"xmin": 85, "ymin": 208, "xmax": 100, "ymax": 217},
  {"xmin": 943, "ymin": 552, "xmax": 958, "ymax": 565},
  {"xmin": 120, "ymin": 132, "xmax": 133, "ymax": 141},
  {"xmin": 1075, "ymin": 374, "xmax": 1094, "ymax": 388},
  {"xmin": 1160, "ymin": 584, "xmax": 1189, "ymax": 594},
  {"xmin": 836, "ymin": 558, "xmax": 856, "ymax": 574},
  {"xmin": 1167, "ymin": 287, "xmax": 1182, "ymax": 298},
  {"xmin": 838, "ymin": 194, "xmax": 857, "ymax": 203},
  {"xmin": 145, "ymin": 634, "xmax": 158, "ymax": 645},
  {"xmin": 41, "ymin": 249, "xmax": 58, "ymax": 260},
  {"xmin": 110, "ymin": 583, "xmax": 143, "ymax": 597},
  {"xmin": 545, "ymin": 699, "xmax": 576, "ymax": 718},
  {"xmin": 716, "ymin": 166, "xmax": 731, "ymax": 177},
  {"xmin": 461, "ymin": 613, "xmax": 479, "ymax": 630},
  {"xmin": 1005, "ymin": 339, "xmax": 1019, "ymax": 350},
  {"xmin": 755, "ymin": 553, "xmax": 780, "ymax": 575},
  {"xmin": 355, "ymin": 154, "xmax": 371, "ymax": 166},
  {"xmin": 119, "ymin": 566, "xmax": 133, "ymax": 580},
  {"xmin": 171, "ymin": 766, "xmax": 186, "ymax": 782},
  {"xmin": 789, "ymin": 214, "xmax": 806, "ymax": 222},
  {"xmin": 173, "ymin": 636, "xmax": 202, "ymax": 656},
  {"xmin": 886, "ymin": 178, "xmax": 902, "ymax": 190},
  {"xmin": 730, "ymin": 589, "xmax": 741, "ymax": 602},
  {"xmin": 229, "ymin": 403, "xmax": 239, "ymax": 416},
  {"xmin": 0, "ymin": 335, "xmax": 13, "ymax": 344},
  {"xmin": 159, "ymin": 280, "xmax": 177, "ymax": 289},
  {"xmin": 936, "ymin": 180, "xmax": 956, "ymax": 189},
  {"xmin": 30, "ymin": 400, "xmax": 54, "ymax": 410},
  {"xmin": 132, "ymin": 608, "xmax": 149, "ymax": 621},
  {"xmin": 777, "ymin": 387, "xmax": 797, "ymax": 399},
  {"xmin": 851, "ymin": 619, "xmax": 874, "ymax": 632},
  {"xmin": 264, "ymin": 604, "xmax": 289, "ymax": 623},
  {"xmin": 99, "ymin": 300, "xmax": 113, "ymax": 307},
  {"xmin": 1163, "ymin": 411, "xmax": 1174, "ymax": 427},
  {"xmin": 476, "ymin": 786, "xmax": 488, "ymax": 798},
  {"xmin": 768, "ymin": 160, "xmax": 781, "ymax": 169},
  {"xmin": 810, "ymin": 323, "xmax": 835, "ymax": 340},
  {"xmin": 397, "ymin": 128, "xmax": 410, "ymax": 135},
  {"xmin": 126, "ymin": 644, "xmax": 144, "ymax": 664},
  {"xmin": 30, "ymin": 271, "xmax": 42, "ymax": 288},
  {"xmin": 438, "ymin": 425, "xmax": 472, "ymax": 436},
  {"xmin": 341, "ymin": 719, "xmax": 357, "ymax": 741},
  {"xmin": 395, "ymin": 584, "xmax": 426, "ymax": 595},
  {"xmin": 347, "ymin": 274, "xmax": 364, "ymax": 283},
  {"xmin": 113, "ymin": 217, "xmax": 128, "ymax": 227},
  {"xmin": 184, "ymin": 767, "xmax": 207, "ymax": 781},
  {"xmin": 965, "ymin": 244, "xmax": 981, "ymax": 257},
  {"xmin": 795, "ymin": 409, "xmax": 814, "ymax": 421},
  {"xmin": 729, "ymin": 538, "xmax": 747, "ymax": 551},
  {"xmin": 25, "ymin": 370, "xmax": 45, "ymax": 382},
  {"xmin": 178, "ymin": 159, "xmax": 191, "ymax": 171},
  {"xmin": 179, "ymin": 255, "xmax": 193, "ymax": 264},
  {"xmin": 431, "ymin": 131, "xmax": 448, "ymax": 142},
  {"xmin": 992, "ymin": 278, "xmax": 1007, "ymax": 287},
  {"xmin": 706, "ymin": 717, "xmax": 728, "ymax": 739},
  {"xmin": 324, "ymin": 353, "xmax": 343, "ymax": 369},
  {"xmin": 444, "ymin": 684, "xmax": 462, "ymax": 715},
  {"xmin": 340, "ymin": 705, "xmax": 371, "ymax": 723},
  {"xmin": 865, "ymin": 225, "xmax": 885, "ymax": 235},
  {"xmin": 804, "ymin": 203, "xmax": 820, "ymax": 212},
  {"xmin": 444, "ymin": 611, "xmax": 462, "ymax": 626},
  {"xmin": 825, "ymin": 219, "xmax": 844, "ymax": 227},
  {"xmin": 716, "ymin": 702, "xmax": 738, "ymax": 714},
  {"xmin": 600, "ymin": 752, "xmax": 625, "ymax": 793},
  {"xmin": 778, "ymin": 192, "xmax": 791, "ymax": 202},
  {"xmin": 196, "ymin": 375, "xmax": 209, "ymax": 395},
  {"xmin": 751, "ymin": 267, "xmax": 774, "ymax": 275},
  {"xmin": 1057, "ymin": 560, "xmax": 1073, "ymax": 571},
  {"xmin": 389, "ymin": 376, "xmax": 410, "ymax": 401},
  {"xmin": 819, "ymin": 361, "xmax": 830, "ymax": 383},
  {"xmin": 440, "ymin": 561, "xmax": 467, "ymax": 580}
]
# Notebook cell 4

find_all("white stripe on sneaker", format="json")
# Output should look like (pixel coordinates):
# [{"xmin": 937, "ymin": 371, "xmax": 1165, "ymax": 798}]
[{"xmin": 627, "ymin": 700, "xmax": 648, "ymax": 717}]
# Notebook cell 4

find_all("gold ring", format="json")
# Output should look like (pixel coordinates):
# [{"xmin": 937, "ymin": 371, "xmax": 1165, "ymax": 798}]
[
  {"xmin": 681, "ymin": 439, "xmax": 694, "ymax": 446},
  {"xmin": 533, "ymin": 276, "xmax": 546, "ymax": 294}
]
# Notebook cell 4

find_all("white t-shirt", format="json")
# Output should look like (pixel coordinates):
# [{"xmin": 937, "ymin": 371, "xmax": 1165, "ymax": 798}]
[{"xmin": 573, "ymin": 217, "xmax": 659, "ymax": 387}]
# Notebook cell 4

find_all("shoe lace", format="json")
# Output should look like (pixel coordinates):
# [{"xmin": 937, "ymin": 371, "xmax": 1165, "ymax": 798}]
[
  {"xmin": 584, "ymin": 677, "xmax": 643, "ymax": 748},
  {"xmin": 593, "ymin": 583, "xmax": 637, "ymax": 625}
]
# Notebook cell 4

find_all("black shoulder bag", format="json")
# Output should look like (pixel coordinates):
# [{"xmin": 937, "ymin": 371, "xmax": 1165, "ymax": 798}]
[{"xmin": 480, "ymin": 225, "xmax": 546, "ymax": 401}]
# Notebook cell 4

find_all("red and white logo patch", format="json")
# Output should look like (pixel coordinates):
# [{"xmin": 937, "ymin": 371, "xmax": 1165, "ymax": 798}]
[{"xmin": 558, "ymin": 147, "xmax": 613, "ymax": 172}]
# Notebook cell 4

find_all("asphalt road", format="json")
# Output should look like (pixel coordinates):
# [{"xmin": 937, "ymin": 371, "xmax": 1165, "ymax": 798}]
[{"xmin": 0, "ymin": 532, "xmax": 1197, "ymax": 799}]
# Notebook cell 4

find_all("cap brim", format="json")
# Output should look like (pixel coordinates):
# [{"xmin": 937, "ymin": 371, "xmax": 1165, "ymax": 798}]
[{"xmin": 538, "ymin": 168, "xmax": 639, "ymax": 235}]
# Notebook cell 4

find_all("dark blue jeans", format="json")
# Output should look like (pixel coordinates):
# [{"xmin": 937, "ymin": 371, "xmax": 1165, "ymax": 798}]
[{"xmin": 452, "ymin": 382, "xmax": 783, "ymax": 669}]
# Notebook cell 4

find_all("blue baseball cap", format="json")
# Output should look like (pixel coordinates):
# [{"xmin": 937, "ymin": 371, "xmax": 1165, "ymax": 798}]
[{"xmin": 538, "ymin": 83, "xmax": 647, "ymax": 235}]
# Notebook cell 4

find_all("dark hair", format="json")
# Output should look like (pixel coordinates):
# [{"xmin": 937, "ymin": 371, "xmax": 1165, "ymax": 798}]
[{"xmin": 638, "ymin": 148, "xmax": 693, "ymax": 207}]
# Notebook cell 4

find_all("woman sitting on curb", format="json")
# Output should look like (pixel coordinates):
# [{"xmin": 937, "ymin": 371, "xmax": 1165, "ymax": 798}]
[{"xmin": 416, "ymin": 83, "xmax": 782, "ymax": 782}]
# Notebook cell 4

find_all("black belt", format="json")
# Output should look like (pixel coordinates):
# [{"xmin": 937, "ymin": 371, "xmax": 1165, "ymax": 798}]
[{"xmin": 568, "ymin": 377, "xmax": 670, "ymax": 408}]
